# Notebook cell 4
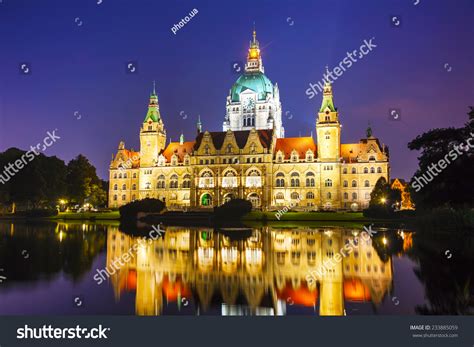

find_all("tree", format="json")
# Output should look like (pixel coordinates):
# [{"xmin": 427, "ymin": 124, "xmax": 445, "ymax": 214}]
[
  {"xmin": 408, "ymin": 107, "xmax": 474, "ymax": 209},
  {"xmin": 66, "ymin": 155, "xmax": 107, "ymax": 206},
  {"xmin": 0, "ymin": 148, "xmax": 67, "ymax": 209},
  {"xmin": 369, "ymin": 177, "xmax": 401, "ymax": 208}
]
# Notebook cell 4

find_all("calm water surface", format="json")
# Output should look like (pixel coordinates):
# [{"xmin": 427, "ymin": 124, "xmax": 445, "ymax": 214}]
[{"xmin": 0, "ymin": 221, "xmax": 472, "ymax": 316}]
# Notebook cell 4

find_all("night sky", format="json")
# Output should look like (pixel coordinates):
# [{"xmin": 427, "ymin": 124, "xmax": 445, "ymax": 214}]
[{"xmin": 0, "ymin": 0, "xmax": 473, "ymax": 180}]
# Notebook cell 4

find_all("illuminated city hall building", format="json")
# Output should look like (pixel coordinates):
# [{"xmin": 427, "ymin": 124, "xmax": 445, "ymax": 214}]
[
  {"xmin": 106, "ymin": 226, "xmax": 394, "ymax": 316},
  {"xmin": 109, "ymin": 30, "xmax": 390, "ymax": 210}
]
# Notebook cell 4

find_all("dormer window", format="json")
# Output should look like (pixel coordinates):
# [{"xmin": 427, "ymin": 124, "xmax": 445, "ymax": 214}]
[
  {"xmin": 171, "ymin": 155, "xmax": 178, "ymax": 166},
  {"xmin": 250, "ymin": 143, "xmax": 257, "ymax": 154},
  {"xmin": 226, "ymin": 144, "xmax": 233, "ymax": 154},
  {"xmin": 204, "ymin": 145, "xmax": 210, "ymax": 155},
  {"xmin": 290, "ymin": 150, "xmax": 298, "ymax": 162}
]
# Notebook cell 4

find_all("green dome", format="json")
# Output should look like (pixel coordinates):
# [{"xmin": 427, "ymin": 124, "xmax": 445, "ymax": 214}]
[{"xmin": 231, "ymin": 72, "xmax": 273, "ymax": 102}]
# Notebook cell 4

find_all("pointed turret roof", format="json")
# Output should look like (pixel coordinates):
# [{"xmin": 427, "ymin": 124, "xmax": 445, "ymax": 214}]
[{"xmin": 144, "ymin": 82, "xmax": 161, "ymax": 123}]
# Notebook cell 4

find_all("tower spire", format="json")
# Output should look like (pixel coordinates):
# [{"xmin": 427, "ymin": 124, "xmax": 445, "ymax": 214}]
[
  {"xmin": 366, "ymin": 121, "xmax": 373, "ymax": 138},
  {"xmin": 320, "ymin": 66, "xmax": 335, "ymax": 113},
  {"xmin": 144, "ymin": 84, "xmax": 161, "ymax": 123},
  {"xmin": 197, "ymin": 115, "xmax": 202, "ymax": 134},
  {"xmin": 245, "ymin": 26, "xmax": 264, "ymax": 73}
]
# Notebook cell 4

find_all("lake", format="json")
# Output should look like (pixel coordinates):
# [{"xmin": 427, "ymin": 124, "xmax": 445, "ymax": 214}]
[{"xmin": 0, "ymin": 221, "xmax": 472, "ymax": 315}]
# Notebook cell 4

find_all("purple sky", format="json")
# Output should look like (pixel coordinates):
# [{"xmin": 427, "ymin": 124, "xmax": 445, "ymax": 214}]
[{"xmin": 0, "ymin": 0, "xmax": 473, "ymax": 180}]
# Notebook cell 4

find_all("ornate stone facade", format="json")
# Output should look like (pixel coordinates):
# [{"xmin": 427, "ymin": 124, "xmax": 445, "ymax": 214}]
[{"xmin": 108, "ymin": 31, "xmax": 390, "ymax": 210}]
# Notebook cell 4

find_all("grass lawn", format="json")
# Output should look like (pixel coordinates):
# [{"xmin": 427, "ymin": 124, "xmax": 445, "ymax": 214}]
[
  {"xmin": 51, "ymin": 211, "xmax": 120, "ymax": 220},
  {"xmin": 242, "ymin": 211, "xmax": 368, "ymax": 222}
]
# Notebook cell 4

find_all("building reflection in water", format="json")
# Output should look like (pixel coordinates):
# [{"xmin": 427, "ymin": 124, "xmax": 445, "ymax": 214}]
[{"xmin": 106, "ymin": 226, "xmax": 393, "ymax": 316}]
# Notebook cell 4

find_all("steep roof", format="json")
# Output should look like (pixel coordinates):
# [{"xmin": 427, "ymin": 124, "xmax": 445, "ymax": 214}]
[
  {"xmin": 194, "ymin": 129, "xmax": 273, "ymax": 151},
  {"xmin": 274, "ymin": 137, "xmax": 316, "ymax": 159},
  {"xmin": 340, "ymin": 143, "xmax": 362, "ymax": 163},
  {"xmin": 161, "ymin": 141, "xmax": 195, "ymax": 162}
]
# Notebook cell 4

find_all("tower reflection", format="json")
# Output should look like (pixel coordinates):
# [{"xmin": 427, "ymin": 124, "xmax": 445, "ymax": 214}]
[{"xmin": 106, "ymin": 226, "xmax": 393, "ymax": 316}]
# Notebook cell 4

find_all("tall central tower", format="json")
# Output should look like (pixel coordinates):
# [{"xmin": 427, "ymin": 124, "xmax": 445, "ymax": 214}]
[
  {"xmin": 139, "ymin": 84, "xmax": 166, "ymax": 167},
  {"xmin": 316, "ymin": 78, "xmax": 341, "ymax": 161},
  {"xmin": 223, "ymin": 29, "xmax": 284, "ymax": 137}
]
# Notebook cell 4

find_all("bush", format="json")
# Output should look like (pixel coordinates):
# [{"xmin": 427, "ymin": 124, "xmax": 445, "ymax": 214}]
[
  {"xmin": 363, "ymin": 205, "xmax": 394, "ymax": 219},
  {"xmin": 15, "ymin": 209, "xmax": 58, "ymax": 218},
  {"xmin": 214, "ymin": 199, "xmax": 252, "ymax": 220},
  {"xmin": 119, "ymin": 198, "xmax": 165, "ymax": 220}
]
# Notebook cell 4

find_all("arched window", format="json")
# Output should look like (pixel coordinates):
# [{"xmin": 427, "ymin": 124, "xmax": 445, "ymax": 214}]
[
  {"xmin": 113, "ymin": 184, "xmax": 118, "ymax": 190},
  {"xmin": 344, "ymin": 192, "xmax": 348, "ymax": 200},
  {"xmin": 132, "ymin": 184, "xmax": 137, "ymax": 190},
  {"xmin": 369, "ymin": 156, "xmax": 376, "ymax": 161},
  {"xmin": 226, "ymin": 144, "xmax": 233, "ymax": 154},
  {"xmin": 118, "ymin": 173, "xmax": 122, "ymax": 179},
  {"xmin": 370, "ymin": 167, "xmax": 375, "ymax": 173},
  {"xmin": 306, "ymin": 192, "xmax": 314, "ymax": 199},
  {"xmin": 157, "ymin": 174, "xmax": 165, "ymax": 189},
  {"xmin": 343, "ymin": 168, "xmax": 347, "ymax": 174},
  {"xmin": 131, "ymin": 194, "xmax": 136, "ymax": 201},
  {"xmin": 364, "ymin": 180, "xmax": 370, "ymax": 187},
  {"xmin": 364, "ymin": 167, "xmax": 369, "ymax": 174},
  {"xmin": 325, "ymin": 179, "xmax": 332, "ymax": 187},
  {"xmin": 122, "ymin": 184, "xmax": 126, "ymax": 190},
  {"xmin": 122, "ymin": 194, "xmax": 126, "ymax": 201},
  {"xmin": 204, "ymin": 145, "xmax": 210, "ymax": 155},
  {"xmin": 182, "ymin": 174, "xmax": 191, "ymax": 188},
  {"xmin": 113, "ymin": 173, "xmax": 117, "ymax": 179},
  {"xmin": 133, "ymin": 173, "xmax": 137, "ymax": 178},
  {"xmin": 170, "ymin": 174, "xmax": 178, "ymax": 188},
  {"xmin": 275, "ymin": 192, "xmax": 284, "ymax": 200},
  {"xmin": 123, "ymin": 173, "xmax": 127, "ymax": 178},
  {"xmin": 343, "ymin": 180, "xmax": 348, "ymax": 187},
  {"xmin": 377, "ymin": 167, "xmax": 382, "ymax": 173},
  {"xmin": 305, "ymin": 172, "xmax": 315, "ymax": 187},
  {"xmin": 327, "ymin": 192, "xmax": 332, "ymax": 199},
  {"xmin": 199, "ymin": 170, "xmax": 214, "ymax": 188},
  {"xmin": 276, "ymin": 172, "xmax": 285, "ymax": 187},
  {"xmin": 351, "ymin": 167, "xmax": 357, "ymax": 174},
  {"xmin": 352, "ymin": 192, "xmax": 358, "ymax": 200},
  {"xmin": 246, "ymin": 169, "xmax": 261, "ymax": 187},
  {"xmin": 291, "ymin": 192, "xmax": 299, "ymax": 200},
  {"xmin": 352, "ymin": 180, "xmax": 357, "ymax": 187},
  {"xmin": 291, "ymin": 172, "xmax": 300, "ymax": 187},
  {"xmin": 113, "ymin": 195, "xmax": 117, "ymax": 201}
]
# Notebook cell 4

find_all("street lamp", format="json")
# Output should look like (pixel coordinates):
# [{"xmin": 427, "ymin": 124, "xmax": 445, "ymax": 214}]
[{"xmin": 380, "ymin": 197, "xmax": 387, "ymax": 204}]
